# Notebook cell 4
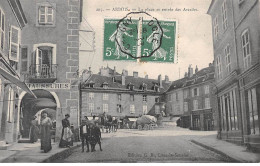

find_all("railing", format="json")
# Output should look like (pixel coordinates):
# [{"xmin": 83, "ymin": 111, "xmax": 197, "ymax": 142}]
[{"xmin": 27, "ymin": 64, "xmax": 58, "ymax": 80}]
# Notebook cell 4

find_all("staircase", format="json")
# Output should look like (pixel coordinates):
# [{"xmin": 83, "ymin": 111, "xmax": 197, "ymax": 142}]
[{"xmin": 161, "ymin": 116, "xmax": 180, "ymax": 128}]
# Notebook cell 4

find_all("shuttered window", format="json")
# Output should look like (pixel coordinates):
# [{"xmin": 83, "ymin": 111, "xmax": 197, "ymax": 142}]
[
  {"xmin": 0, "ymin": 8, "xmax": 5, "ymax": 50},
  {"xmin": 39, "ymin": 6, "xmax": 54, "ymax": 24},
  {"xmin": 21, "ymin": 47, "xmax": 28, "ymax": 72},
  {"xmin": 9, "ymin": 26, "xmax": 20, "ymax": 62}
]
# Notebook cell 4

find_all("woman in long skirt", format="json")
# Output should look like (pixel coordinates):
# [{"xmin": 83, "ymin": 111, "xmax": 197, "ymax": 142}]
[
  {"xmin": 59, "ymin": 114, "xmax": 73, "ymax": 148},
  {"xmin": 30, "ymin": 116, "xmax": 39, "ymax": 143},
  {"xmin": 40, "ymin": 112, "xmax": 52, "ymax": 153}
]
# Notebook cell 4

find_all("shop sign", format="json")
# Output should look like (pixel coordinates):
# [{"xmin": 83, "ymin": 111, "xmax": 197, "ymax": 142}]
[{"xmin": 26, "ymin": 83, "xmax": 70, "ymax": 89}]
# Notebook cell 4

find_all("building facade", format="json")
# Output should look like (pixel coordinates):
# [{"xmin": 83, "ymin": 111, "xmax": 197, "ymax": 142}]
[
  {"xmin": 208, "ymin": 0, "xmax": 260, "ymax": 150},
  {"xmin": 165, "ymin": 64, "xmax": 217, "ymax": 131},
  {"xmin": 16, "ymin": 0, "xmax": 82, "ymax": 141},
  {"xmin": 80, "ymin": 66, "xmax": 171, "ymax": 121},
  {"xmin": 0, "ymin": 0, "xmax": 29, "ymax": 148}
]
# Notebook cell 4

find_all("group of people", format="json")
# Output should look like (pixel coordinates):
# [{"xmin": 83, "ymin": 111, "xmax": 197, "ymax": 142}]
[
  {"xmin": 29, "ymin": 113, "xmax": 53, "ymax": 153},
  {"xmin": 29, "ymin": 112, "xmax": 103, "ymax": 153},
  {"xmin": 80, "ymin": 117, "xmax": 102, "ymax": 152}
]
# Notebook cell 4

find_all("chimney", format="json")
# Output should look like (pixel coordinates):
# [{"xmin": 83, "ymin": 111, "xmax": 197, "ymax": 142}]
[
  {"xmin": 158, "ymin": 74, "xmax": 163, "ymax": 88},
  {"xmin": 100, "ymin": 66, "xmax": 109, "ymax": 76},
  {"xmin": 145, "ymin": 75, "xmax": 148, "ymax": 79},
  {"xmin": 122, "ymin": 69, "xmax": 128, "ymax": 76},
  {"xmin": 113, "ymin": 66, "xmax": 116, "ymax": 74},
  {"xmin": 184, "ymin": 72, "xmax": 188, "ymax": 78},
  {"xmin": 188, "ymin": 65, "xmax": 193, "ymax": 77},
  {"xmin": 122, "ymin": 75, "xmax": 125, "ymax": 85},
  {"xmin": 195, "ymin": 65, "xmax": 198, "ymax": 73},
  {"xmin": 165, "ymin": 75, "xmax": 170, "ymax": 83},
  {"xmin": 133, "ymin": 71, "xmax": 138, "ymax": 78}
]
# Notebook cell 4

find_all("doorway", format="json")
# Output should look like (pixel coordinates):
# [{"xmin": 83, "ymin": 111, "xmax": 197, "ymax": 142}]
[{"xmin": 19, "ymin": 89, "xmax": 57, "ymax": 138}]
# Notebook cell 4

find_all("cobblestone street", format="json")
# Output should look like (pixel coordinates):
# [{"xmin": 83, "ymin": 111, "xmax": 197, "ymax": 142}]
[{"xmin": 55, "ymin": 126, "xmax": 233, "ymax": 163}]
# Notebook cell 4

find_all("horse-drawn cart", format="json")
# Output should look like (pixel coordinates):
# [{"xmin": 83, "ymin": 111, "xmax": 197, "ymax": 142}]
[{"xmin": 132, "ymin": 115, "xmax": 157, "ymax": 130}]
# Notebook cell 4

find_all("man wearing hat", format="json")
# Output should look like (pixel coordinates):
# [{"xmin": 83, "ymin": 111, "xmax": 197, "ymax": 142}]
[
  {"xmin": 89, "ymin": 121, "xmax": 102, "ymax": 152},
  {"xmin": 80, "ymin": 119, "xmax": 90, "ymax": 152}
]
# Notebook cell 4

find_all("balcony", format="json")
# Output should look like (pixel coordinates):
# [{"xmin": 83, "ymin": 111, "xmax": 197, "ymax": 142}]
[{"xmin": 26, "ymin": 64, "xmax": 58, "ymax": 83}]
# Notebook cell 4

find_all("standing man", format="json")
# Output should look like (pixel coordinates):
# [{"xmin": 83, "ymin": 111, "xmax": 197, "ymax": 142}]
[
  {"xmin": 80, "ymin": 119, "xmax": 90, "ymax": 152},
  {"xmin": 89, "ymin": 122, "xmax": 102, "ymax": 152}
]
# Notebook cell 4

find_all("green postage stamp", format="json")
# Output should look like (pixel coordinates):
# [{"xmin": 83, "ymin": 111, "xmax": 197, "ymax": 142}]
[{"xmin": 103, "ymin": 12, "xmax": 177, "ymax": 63}]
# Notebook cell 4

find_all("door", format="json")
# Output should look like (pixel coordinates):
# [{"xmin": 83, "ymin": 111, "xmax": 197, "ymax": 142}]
[{"xmin": 35, "ymin": 48, "xmax": 42, "ymax": 76}]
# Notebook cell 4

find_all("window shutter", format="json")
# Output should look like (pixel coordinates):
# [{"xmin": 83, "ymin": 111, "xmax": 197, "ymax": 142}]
[
  {"xmin": 0, "ymin": 12, "xmax": 4, "ymax": 50},
  {"xmin": 9, "ymin": 26, "xmax": 20, "ymax": 62},
  {"xmin": 21, "ymin": 47, "xmax": 28, "ymax": 72}
]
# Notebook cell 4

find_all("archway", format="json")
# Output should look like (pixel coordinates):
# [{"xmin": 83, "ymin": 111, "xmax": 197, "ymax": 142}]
[{"xmin": 19, "ymin": 89, "xmax": 57, "ymax": 138}]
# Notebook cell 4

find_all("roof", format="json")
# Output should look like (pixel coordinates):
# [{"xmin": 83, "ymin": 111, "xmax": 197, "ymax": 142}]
[
  {"xmin": 207, "ymin": 0, "xmax": 215, "ymax": 14},
  {"xmin": 98, "ymin": 66, "xmax": 120, "ymax": 76},
  {"xmin": 8, "ymin": 0, "xmax": 27, "ymax": 28},
  {"xmin": 82, "ymin": 74, "xmax": 171, "ymax": 93},
  {"xmin": 167, "ymin": 65, "xmax": 215, "ymax": 92}
]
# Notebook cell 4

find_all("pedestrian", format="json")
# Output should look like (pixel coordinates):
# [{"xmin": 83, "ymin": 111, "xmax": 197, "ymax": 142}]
[
  {"xmin": 29, "ymin": 116, "xmax": 39, "ymax": 143},
  {"xmin": 89, "ymin": 122, "xmax": 102, "ymax": 152},
  {"xmin": 100, "ymin": 114, "xmax": 105, "ymax": 132},
  {"xmin": 59, "ymin": 114, "xmax": 73, "ymax": 148},
  {"xmin": 84, "ymin": 116, "xmax": 89, "ymax": 121},
  {"xmin": 40, "ymin": 112, "xmax": 52, "ymax": 153},
  {"xmin": 80, "ymin": 119, "xmax": 90, "ymax": 152}
]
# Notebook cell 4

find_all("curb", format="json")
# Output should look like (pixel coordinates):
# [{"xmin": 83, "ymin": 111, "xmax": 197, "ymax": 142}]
[
  {"xmin": 190, "ymin": 140, "xmax": 240, "ymax": 163},
  {"xmin": 42, "ymin": 143, "xmax": 81, "ymax": 163}
]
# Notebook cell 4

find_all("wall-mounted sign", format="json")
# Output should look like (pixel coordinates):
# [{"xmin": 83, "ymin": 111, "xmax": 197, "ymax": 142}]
[{"xmin": 26, "ymin": 83, "xmax": 71, "ymax": 89}]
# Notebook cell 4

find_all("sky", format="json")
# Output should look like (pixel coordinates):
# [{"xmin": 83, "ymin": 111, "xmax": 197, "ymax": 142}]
[{"xmin": 79, "ymin": 0, "xmax": 213, "ymax": 81}]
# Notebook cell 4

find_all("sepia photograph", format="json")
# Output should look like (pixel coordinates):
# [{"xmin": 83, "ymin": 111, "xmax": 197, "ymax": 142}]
[{"xmin": 0, "ymin": 0, "xmax": 259, "ymax": 163}]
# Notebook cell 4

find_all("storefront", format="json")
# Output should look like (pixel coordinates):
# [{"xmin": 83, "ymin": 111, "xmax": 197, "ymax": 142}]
[
  {"xmin": 239, "ymin": 64, "xmax": 260, "ymax": 151},
  {"xmin": 0, "ymin": 56, "xmax": 36, "ymax": 147}
]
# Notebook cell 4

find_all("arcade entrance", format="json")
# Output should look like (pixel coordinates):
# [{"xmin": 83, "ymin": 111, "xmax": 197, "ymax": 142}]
[{"xmin": 19, "ymin": 89, "xmax": 57, "ymax": 139}]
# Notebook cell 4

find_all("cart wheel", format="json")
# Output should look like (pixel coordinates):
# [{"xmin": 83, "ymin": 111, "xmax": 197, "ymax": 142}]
[
  {"xmin": 138, "ymin": 125, "xmax": 142, "ymax": 130},
  {"xmin": 149, "ymin": 124, "xmax": 154, "ymax": 130},
  {"xmin": 144, "ymin": 124, "xmax": 149, "ymax": 130}
]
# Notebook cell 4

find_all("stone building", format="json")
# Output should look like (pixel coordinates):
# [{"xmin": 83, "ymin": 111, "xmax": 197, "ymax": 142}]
[
  {"xmin": 80, "ymin": 66, "xmax": 171, "ymax": 121},
  {"xmin": 16, "ymin": 0, "xmax": 82, "ymax": 141},
  {"xmin": 165, "ymin": 64, "xmax": 217, "ymax": 131},
  {"xmin": 208, "ymin": 0, "xmax": 260, "ymax": 150},
  {"xmin": 0, "ymin": 0, "xmax": 32, "ymax": 148}
]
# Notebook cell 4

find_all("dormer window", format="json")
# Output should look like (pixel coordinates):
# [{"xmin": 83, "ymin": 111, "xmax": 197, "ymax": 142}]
[
  {"xmin": 112, "ymin": 77, "xmax": 116, "ymax": 83},
  {"xmin": 153, "ymin": 84, "xmax": 160, "ymax": 92},
  {"xmin": 140, "ymin": 83, "xmax": 147, "ymax": 91},
  {"xmin": 202, "ymin": 75, "xmax": 207, "ymax": 82},
  {"xmin": 86, "ymin": 81, "xmax": 95, "ymax": 88},
  {"xmin": 102, "ymin": 82, "xmax": 108, "ymax": 89},
  {"xmin": 128, "ymin": 83, "xmax": 134, "ymax": 90},
  {"xmin": 191, "ymin": 79, "xmax": 195, "ymax": 84}
]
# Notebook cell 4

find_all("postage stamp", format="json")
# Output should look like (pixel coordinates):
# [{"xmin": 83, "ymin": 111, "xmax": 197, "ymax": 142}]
[{"xmin": 103, "ymin": 12, "xmax": 177, "ymax": 63}]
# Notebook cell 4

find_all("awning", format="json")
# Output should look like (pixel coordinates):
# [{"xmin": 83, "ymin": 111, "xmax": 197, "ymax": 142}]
[
  {"xmin": 128, "ymin": 118, "xmax": 137, "ymax": 122},
  {"xmin": 0, "ymin": 67, "xmax": 37, "ymax": 98}
]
